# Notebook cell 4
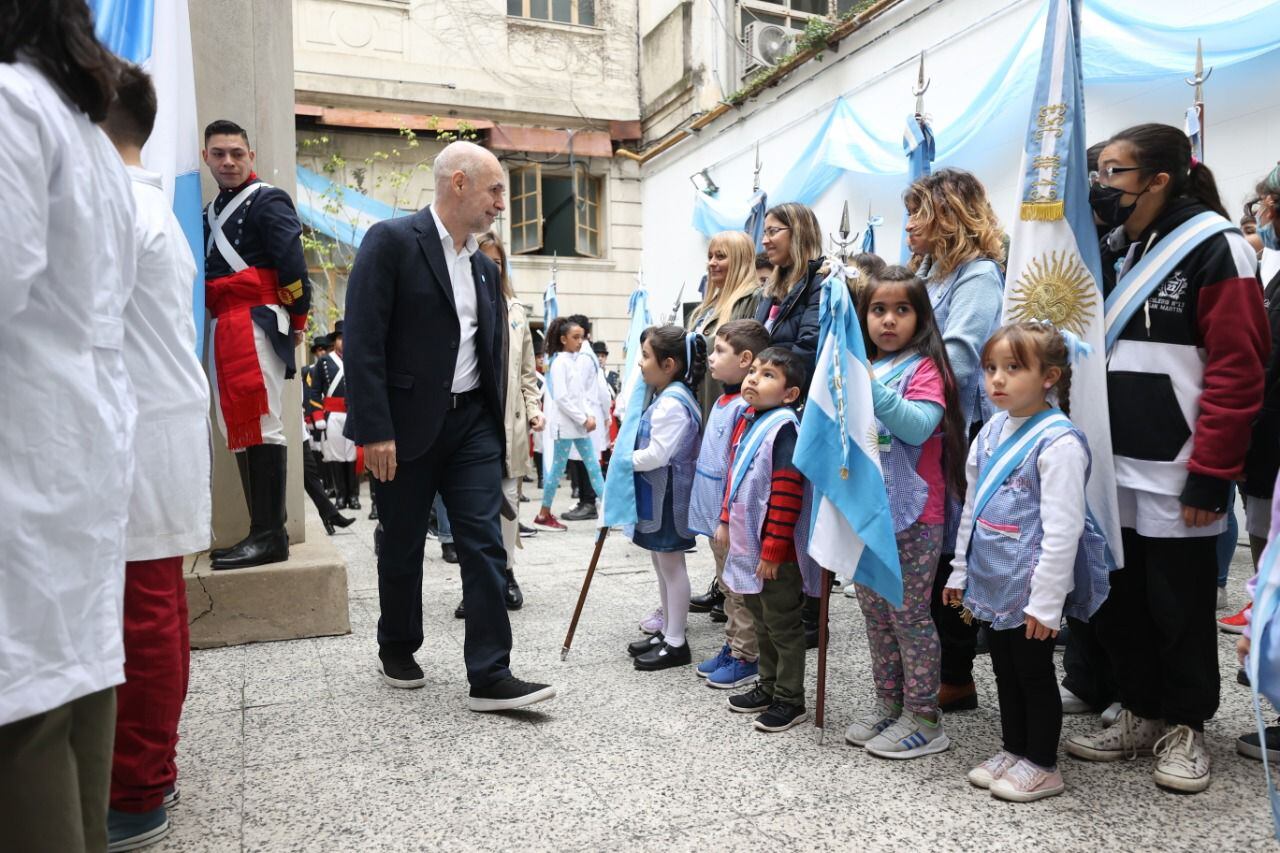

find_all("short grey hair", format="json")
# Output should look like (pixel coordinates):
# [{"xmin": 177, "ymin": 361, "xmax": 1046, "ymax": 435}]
[{"xmin": 433, "ymin": 140, "xmax": 495, "ymax": 191}]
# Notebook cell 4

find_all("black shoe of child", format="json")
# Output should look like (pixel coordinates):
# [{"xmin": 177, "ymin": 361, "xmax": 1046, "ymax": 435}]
[
  {"xmin": 709, "ymin": 599, "xmax": 728, "ymax": 623},
  {"xmin": 804, "ymin": 624, "xmax": 819, "ymax": 650},
  {"xmin": 634, "ymin": 641, "xmax": 691, "ymax": 671},
  {"xmin": 729, "ymin": 684, "xmax": 774, "ymax": 713},
  {"xmin": 754, "ymin": 701, "xmax": 809, "ymax": 732},
  {"xmin": 628, "ymin": 633, "xmax": 663, "ymax": 657},
  {"xmin": 690, "ymin": 578, "xmax": 724, "ymax": 613}
]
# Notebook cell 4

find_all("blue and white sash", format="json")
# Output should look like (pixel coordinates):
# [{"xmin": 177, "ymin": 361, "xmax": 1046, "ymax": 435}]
[
  {"xmin": 970, "ymin": 409, "xmax": 1071, "ymax": 532},
  {"xmin": 871, "ymin": 352, "xmax": 923, "ymax": 389},
  {"xmin": 1103, "ymin": 211, "xmax": 1235, "ymax": 354},
  {"xmin": 659, "ymin": 380, "xmax": 702, "ymax": 425},
  {"xmin": 727, "ymin": 407, "xmax": 800, "ymax": 505}
]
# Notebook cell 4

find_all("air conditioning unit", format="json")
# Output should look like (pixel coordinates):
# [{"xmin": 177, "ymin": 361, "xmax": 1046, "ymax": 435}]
[{"xmin": 743, "ymin": 20, "xmax": 793, "ymax": 77}]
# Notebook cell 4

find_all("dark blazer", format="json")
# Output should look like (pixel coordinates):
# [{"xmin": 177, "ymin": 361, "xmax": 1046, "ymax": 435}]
[
  {"xmin": 343, "ymin": 208, "xmax": 505, "ymax": 462},
  {"xmin": 754, "ymin": 256, "xmax": 825, "ymax": 390}
]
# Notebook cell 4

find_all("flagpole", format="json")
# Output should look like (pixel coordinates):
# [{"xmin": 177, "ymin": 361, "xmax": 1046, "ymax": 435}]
[
  {"xmin": 561, "ymin": 528, "xmax": 610, "ymax": 660},
  {"xmin": 1185, "ymin": 39, "xmax": 1212, "ymax": 160},
  {"xmin": 814, "ymin": 570, "xmax": 832, "ymax": 743}
]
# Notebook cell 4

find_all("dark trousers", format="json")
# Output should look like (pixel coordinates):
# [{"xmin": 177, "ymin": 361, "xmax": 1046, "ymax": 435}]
[
  {"xmin": 987, "ymin": 626, "xmax": 1060, "ymax": 768},
  {"xmin": 569, "ymin": 459, "xmax": 597, "ymax": 504},
  {"xmin": 742, "ymin": 562, "xmax": 806, "ymax": 706},
  {"xmin": 1061, "ymin": 615, "xmax": 1118, "ymax": 711},
  {"xmin": 0, "ymin": 687, "xmax": 115, "ymax": 852},
  {"xmin": 932, "ymin": 554, "xmax": 978, "ymax": 685},
  {"xmin": 112, "ymin": 557, "xmax": 189, "ymax": 812},
  {"xmin": 303, "ymin": 444, "xmax": 343, "ymax": 521},
  {"xmin": 1095, "ymin": 528, "xmax": 1219, "ymax": 728},
  {"xmin": 374, "ymin": 399, "xmax": 512, "ymax": 687}
]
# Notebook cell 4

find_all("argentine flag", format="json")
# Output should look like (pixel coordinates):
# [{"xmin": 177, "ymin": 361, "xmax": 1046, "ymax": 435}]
[
  {"xmin": 601, "ymin": 284, "xmax": 652, "ymax": 529},
  {"xmin": 794, "ymin": 262, "xmax": 903, "ymax": 608},
  {"xmin": 544, "ymin": 277, "xmax": 559, "ymax": 327},
  {"xmin": 295, "ymin": 164, "xmax": 407, "ymax": 248},
  {"xmin": 92, "ymin": 0, "xmax": 204, "ymax": 353},
  {"xmin": 1002, "ymin": 0, "xmax": 1123, "ymax": 569},
  {"xmin": 899, "ymin": 114, "xmax": 934, "ymax": 264}
]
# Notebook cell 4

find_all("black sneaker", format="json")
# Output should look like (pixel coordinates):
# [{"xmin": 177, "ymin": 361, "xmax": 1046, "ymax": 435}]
[
  {"xmin": 1238, "ymin": 667, "xmax": 1251, "ymax": 687},
  {"xmin": 377, "ymin": 654, "xmax": 426, "ymax": 689},
  {"xmin": 634, "ymin": 641, "xmax": 692, "ymax": 671},
  {"xmin": 518, "ymin": 523, "xmax": 537, "ymax": 538},
  {"xmin": 754, "ymin": 701, "xmax": 809, "ymax": 732},
  {"xmin": 454, "ymin": 600, "xmax": 465, "ymax": 619},
  {"xmin": 690, "ymin": 578, "xmax": 724, "ymax": 613},
  {"xmin": 1238, "ymin": 724, "xmax": 1280, "ymax": 762},
  {"xmin": 441, "ymin": 542, "xmax": 459, "ymax": 563},
  {"xmin": 561, "ymin": 502, "xmax": 598, "ymax": 521},
  {"xmin": 709, "ymin": 599, "xmax": 727, "ymax": 623},
  {"xmin": 468, "ymin": 676, "xmax": 556, "ymax": 712},
  {"xmin": 628, "ymin": 632, "xmax": 663, "ymax": 657},
  {"xmin": 728, "ymin": 684, "xmax": 774, "ymax": 714},
  {"xmin": 804, "ymin": 624, "xmax": 819, "ymax": 650}
]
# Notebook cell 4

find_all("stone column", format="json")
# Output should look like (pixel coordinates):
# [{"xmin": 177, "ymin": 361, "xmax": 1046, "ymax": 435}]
[{"xmin": 190, "ymin": 0, "xmax": 305, "ymax": 545}]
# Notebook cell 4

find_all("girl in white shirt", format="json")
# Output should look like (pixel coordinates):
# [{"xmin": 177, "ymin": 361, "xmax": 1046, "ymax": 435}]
[
  {"xmin": 943, "ymin": 321, "xmax": 1110, "ymax": 803},
  {"xmin": 533, "ymin": 317, "xmax": 606, "ymax": 530}
]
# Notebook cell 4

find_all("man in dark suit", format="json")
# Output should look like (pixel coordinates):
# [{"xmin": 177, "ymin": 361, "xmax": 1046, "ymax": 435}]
[{"xmin": 343, "ymin": 141, "xmax": 555, "ymax": 711}]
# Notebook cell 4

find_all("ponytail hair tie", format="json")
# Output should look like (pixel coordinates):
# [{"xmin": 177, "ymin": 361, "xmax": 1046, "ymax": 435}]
[
  {"xmin": 1033, "ymin": 318, "xmax": 1091, "ymax": 363},
  {"xmin": 1190, "ymin": 155, "xmax": 1200, "ymax": 169}
]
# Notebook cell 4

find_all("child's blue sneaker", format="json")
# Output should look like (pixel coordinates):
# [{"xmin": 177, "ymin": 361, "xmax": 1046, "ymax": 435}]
[
  {"xmin": 696, "ymin": 643, "xmax": 732, "ymax": 679},
  {"xmin": 707, "ymin": 657, "xmax": 759, "ymax": 689}
]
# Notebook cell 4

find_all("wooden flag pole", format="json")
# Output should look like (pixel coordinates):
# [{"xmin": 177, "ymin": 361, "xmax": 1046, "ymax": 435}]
[
  {"xmin": 814, "ymin": 569, "xmax": 833, "ymax": 743},
  {"xmin": 561, "ymin": 527, "xmax": 610, "ymax": 660}
]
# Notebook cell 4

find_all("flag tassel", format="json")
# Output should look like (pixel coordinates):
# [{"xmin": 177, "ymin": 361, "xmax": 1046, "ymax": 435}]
[{"xmin": 1020, "ymin": 200, "xmax": 1065, "ymax": 221}]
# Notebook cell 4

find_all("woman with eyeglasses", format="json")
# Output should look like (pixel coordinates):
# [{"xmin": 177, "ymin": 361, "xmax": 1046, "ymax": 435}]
[
  {"xmin": 903, "ymin": 168, "xmax": 1006, "ymax": 716},
  {"xmin": 1063, "ymin": 124, "xmax": 1267, "ymax": 796},
  {"xmin": 754, "ymin": 203, "xmax": 826, "ymax": 391}
]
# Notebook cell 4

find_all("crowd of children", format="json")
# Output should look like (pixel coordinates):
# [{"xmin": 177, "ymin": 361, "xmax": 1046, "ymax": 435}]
[{"xmin": 586, "ymin": 121, "xmax": 1280, "ymax": 805}]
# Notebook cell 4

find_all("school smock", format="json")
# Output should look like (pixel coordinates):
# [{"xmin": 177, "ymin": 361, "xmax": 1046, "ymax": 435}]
[
  {"xmin": 123, "ymin": 167, "xmax": 213, "ymax": 561},
  {"xmin": 546, "ymin": 351, "xmax": 592, "ymax": 440},
  {"xmin": 0, "ymin": 61, "xmax": 139, "ymax": 726}
]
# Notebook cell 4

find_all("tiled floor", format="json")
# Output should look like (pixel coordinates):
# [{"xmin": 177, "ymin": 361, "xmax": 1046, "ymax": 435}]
[{"xmin": 159, "ymin": 485, "xmax": 1277, "ymax": 851}]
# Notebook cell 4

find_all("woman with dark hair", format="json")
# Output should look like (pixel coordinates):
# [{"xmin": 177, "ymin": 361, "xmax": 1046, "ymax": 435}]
[
  {"xmin": 1064, "ymin": 123, "xmax": 1267, "ymax": 795},
  {"xmin": 0, "ymin": 2, "xmax": 140, "ymax": 849},
  {"xmin": 754, "ymin": 202, "xmax": 826, "ymax": 387}
]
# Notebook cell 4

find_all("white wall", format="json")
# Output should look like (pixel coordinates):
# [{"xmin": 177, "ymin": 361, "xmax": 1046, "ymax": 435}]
[{"xmin": 639, "ymin": 0, "xmax": 1280, "ymax": 310}]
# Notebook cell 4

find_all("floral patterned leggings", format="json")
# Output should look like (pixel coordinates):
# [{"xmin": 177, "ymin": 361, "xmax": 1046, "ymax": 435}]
[
  {"xmin": 855, "ymin": 522, "xmax": 943, "ymax": 716},
  {"xmin": 541, "ymin": 438, "xmax": 605, "ymax": 509}
]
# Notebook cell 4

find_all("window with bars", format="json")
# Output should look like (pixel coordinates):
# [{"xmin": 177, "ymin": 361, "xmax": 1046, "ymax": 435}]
[
  {"xmin": 508, "ymin": 163, "xmax": 603, "ymax": 259},
  {"xmin": 507, "ymin": 0, "xmax": 596, "ymax": 26},
  {"xmin": 739, "ymin": 0, "xmax": 857, "ymax": 32}
]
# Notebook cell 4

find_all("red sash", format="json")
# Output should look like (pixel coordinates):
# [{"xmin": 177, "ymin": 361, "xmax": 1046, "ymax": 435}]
[
  {"xmin": 206, "ymin": 267, "xmax": 280, "ymax": 449},
  {"xmin": 322, "ymin": 396, "xmax": 347, "ymax": 413}
]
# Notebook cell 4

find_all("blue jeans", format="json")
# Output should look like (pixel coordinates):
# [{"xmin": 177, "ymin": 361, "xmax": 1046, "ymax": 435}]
[
  {"xmin": 434, "ymin": 494, "xmax": 453, "ymax": 545},
  {"xmin": 1216, "ymin": 484, "xmax": 1238, "ymax": 589}
]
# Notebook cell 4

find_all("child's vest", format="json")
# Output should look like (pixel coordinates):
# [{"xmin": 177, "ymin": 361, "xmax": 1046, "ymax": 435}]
[
  {"xmin": 688, "ymin": 392, "xmax": 749, "ymax": 537},
  {"xmin": 963, "ymin": 409, "xmax": 1111, "ymax": 631},
  {"xmin": 723, "ymin": 406, "xmax": 800, "ymax": 595},
  {"xmin": 633, "ymin": 382, "xmax": 702, "ymax": 538},
  {"xmin": 872, "ymin": 352, "xmax": 932, "ymax": 533}
]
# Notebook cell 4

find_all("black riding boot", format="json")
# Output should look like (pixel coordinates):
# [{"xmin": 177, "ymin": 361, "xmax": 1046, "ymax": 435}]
[
  {"xmin": 210, "ymin": 450, "xmax": 251, "ymax": 561},
  {"xmin": 212, "ymin": 444, "xmax": 290, "ymax": 570}
]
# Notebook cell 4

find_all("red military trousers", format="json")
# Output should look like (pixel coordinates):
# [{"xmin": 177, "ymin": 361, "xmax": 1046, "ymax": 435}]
[{"xmin": 110, "ymin": 557, "xmax": 190, "ymax": 813}]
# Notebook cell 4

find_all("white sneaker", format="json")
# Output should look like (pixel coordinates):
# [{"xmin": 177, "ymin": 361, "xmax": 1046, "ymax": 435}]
[
  {"xmin": 989, "ymin": 759, "xmax": 1065, "ymax": 802},
  {"xmin": 865, "ymin": 712, "xmax": 950, "ymax": 759},
  {"xmin": 968, "ymin": 751, "xmax": 1021, "ymax": 789},
  {"xmin": 1101, "ymin": 701, "xmax": 1123, "ymax": 727},
  {"xmin": 1065, "ymin": 709, "xmax": 1164, "ymax": 761},
  {"xmin": 845, "ymin": 698, "xmax": 902, "ymax": 747},
  {"xmin": 1153, "ymin": 724, "xmax": 1211, "ymax": 792},
  {"xmin": 1060, "ymin": 685, "xmax": 1091, "ymax": 715}
]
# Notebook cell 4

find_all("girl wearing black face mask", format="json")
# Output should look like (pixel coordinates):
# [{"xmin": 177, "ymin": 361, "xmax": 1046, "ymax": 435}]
[{"xmin": 1066, "ymin": 124, "xmax": 1268, "ymax": 796}]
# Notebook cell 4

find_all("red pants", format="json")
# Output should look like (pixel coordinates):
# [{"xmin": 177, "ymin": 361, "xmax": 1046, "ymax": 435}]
[{"xmin": 110, "ymin": 557, "xmax": 190, "ymax": 812}]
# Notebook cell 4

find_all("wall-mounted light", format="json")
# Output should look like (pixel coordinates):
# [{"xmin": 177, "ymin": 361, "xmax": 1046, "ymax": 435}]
[{"xmin": 689, "ymin": 168, "xmax": 720, "ymax": 196}]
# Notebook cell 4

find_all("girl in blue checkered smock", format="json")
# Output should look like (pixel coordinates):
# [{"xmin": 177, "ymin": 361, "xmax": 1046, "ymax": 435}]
[
  {"xmin": 944, "ymin": 321, "xmax": 1110, "ymax": 804},
  {"xmin": 627, "ymin": 326, "xmax": 706, "ymax": 673},
  {"xmin": 845, "ymin": 267, "xmax": 970, "ymax": 762}
]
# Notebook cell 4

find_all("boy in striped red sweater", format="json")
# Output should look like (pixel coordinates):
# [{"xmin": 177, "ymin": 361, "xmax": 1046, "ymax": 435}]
[{"xmin": 715, "ymin": 347, "xmax": 809, "ymax": 732}]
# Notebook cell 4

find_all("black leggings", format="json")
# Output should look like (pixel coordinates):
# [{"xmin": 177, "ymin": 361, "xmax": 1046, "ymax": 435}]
[{"xmin": 988, "ymin": 626, "xmax": 1061, "ymax": 768}]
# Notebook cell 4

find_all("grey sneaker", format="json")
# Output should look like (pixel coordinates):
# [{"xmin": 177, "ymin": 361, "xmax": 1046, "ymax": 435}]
[
  {"xmin": 967, "ymin": 751, "xmax": 1021, "ymax": 789},
  {"xmin": 1153, "ymin": 724, "xmax": 1211, "ymax": 793},
  {"xmin": 845, "ymin": 698, "xmax": 902, "ymax": 747},
  {"xmin": 865, "ymin": 712, "xmax": 950, "ymax": 759},
  {"xmin": 1065, "ymin": 709, "xmax": 1163, "ymax": 761}
]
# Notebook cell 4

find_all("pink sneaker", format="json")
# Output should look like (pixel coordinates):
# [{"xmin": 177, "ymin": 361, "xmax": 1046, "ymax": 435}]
[
  {"xmin": 967, "ymin": 751, "xmax": 1020, "ymax": 789},
  {"xmin": 989, "ymin": 759, "xmax": 1065, "ymax": 802},
  {"xmin": 639, "ymin": 607, "xmax": 664, "ymax": 635}
]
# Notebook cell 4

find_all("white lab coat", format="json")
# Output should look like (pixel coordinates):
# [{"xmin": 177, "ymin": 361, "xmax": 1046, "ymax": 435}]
[
  {"xmin": 0, "ymin": 62, "xmax": 138, "ymax": 726},
  {"xmin": 124, "ymin": 167, "xmax": 212, "ymax": 561},
  {"xmin": 568, "ymin": 354, "xmax": 613, "ymax": 459},
  {"xmin": 545, "ymin": 352, "xmax": 590, "ymax": 440}
]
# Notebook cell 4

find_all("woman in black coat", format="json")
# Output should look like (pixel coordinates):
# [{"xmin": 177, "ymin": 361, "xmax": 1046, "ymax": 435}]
[{"xmin": 753, "ymin": 202, "xmax": 826, "ymax": 392}]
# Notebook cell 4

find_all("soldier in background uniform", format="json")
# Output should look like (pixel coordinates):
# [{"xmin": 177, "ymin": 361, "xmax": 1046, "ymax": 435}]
[
  {"xmin": 302, "ymin": 335, "xmax": 353, "ymax": 535},
  {"xmin": 202, "ymin": 119, "xmax": 310, "ymax": 570},
  {"xmin": 311, "ymin": 320, "xmax": 360, "ymax": 510}
]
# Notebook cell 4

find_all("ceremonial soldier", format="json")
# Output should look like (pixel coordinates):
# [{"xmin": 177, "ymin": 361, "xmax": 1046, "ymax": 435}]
[
  {"xmin": 311, "ymin": 320, "xmax": 360, "ymax": 510},
  {"xmin": 202, "ymin": 119, "xmax": 310, "ymax": 570}
]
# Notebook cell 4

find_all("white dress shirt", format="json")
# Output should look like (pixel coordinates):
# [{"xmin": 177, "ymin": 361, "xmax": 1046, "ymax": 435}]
[{"xmin": 429, "ymin": 205, "xmax": 480, "ymax": 393}]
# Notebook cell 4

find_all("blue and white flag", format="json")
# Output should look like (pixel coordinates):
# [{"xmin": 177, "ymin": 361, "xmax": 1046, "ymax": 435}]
[
  {"xmin": 1001, "ymin": 0, "xmax": 1123, "ymax": 569},
  {"xmin": 1185, "ymin": 106, "xmax": 1204, "ymax": 164},
  {"xmin": 92, "ymin": 0, "xmax": 203, "ymax": 353},
  {"xmin": 1247, "ymin": 487, "xmax": 1280, "ymax": 839},
  {"xmin": 861, "ymin": 213, "xmax": 884, "ymax": 256},
  {"xmin": 295, "ymin": 164, "xmax": 406, "ymax": 248},
  {"xmin": 794, "ymin": 261, "xmax": 903, "ymax": 607},
  {"xmin": 601, "ymin": 283, "xmax": 652, "ymax": 529},
  {"xmin": 543, "ymin": 277, "xmax": 559, "ymax": 327},
  {"xmin": 744, "ymin": 190, "xmax": 769, "ymax": 251},
  {"xmin": 899, "ymin": 115, "xmax": 934, "ymax": 264}
]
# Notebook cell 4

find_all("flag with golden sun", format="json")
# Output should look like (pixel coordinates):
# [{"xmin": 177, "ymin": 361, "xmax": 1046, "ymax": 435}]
[{"xmin": 1002, "ymin": 0, "xmax": 1123, "ymax": 568}]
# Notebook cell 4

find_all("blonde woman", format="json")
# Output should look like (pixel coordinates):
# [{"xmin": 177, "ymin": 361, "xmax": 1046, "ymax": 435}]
[
  {"xmin": 903, "ymin": 167, "xmax": 1005, "ymax": 716},
  {"xmin": 753, "ymin": 202, "xmax": 826, "ymax": 387},
  {"xmin": 686, "ymin": 230, "xmax": 763, "ymax": 417},
  {"xmin": 456, "ymin": 230, "xmax": 542, "ymax": 615}
]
